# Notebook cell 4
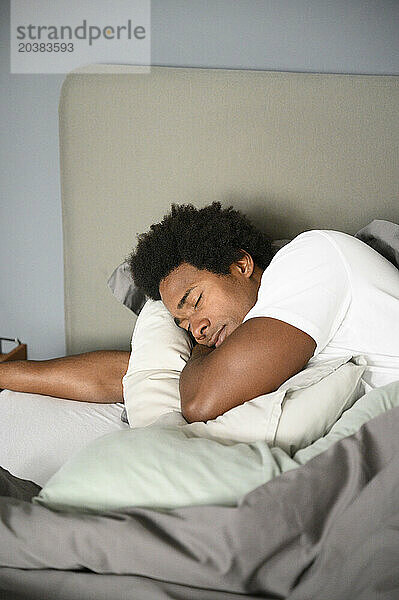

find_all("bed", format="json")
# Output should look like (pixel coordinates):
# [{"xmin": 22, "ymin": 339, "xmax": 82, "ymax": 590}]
[{"xmin": 1, "ymin": 65, "xmax": 399, "ymax": 599}]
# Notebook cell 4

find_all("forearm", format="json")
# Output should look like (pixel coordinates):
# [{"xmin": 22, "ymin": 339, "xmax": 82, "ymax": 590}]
[{"xmin": 0, "ymin": 350, "xmax": 130, "ymax": 403}]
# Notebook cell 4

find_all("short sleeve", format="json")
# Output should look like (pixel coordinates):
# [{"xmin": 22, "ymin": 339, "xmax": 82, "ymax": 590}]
[{"xmin": 243, "ymin": 231, "xmax": 352, "ymax": 355}]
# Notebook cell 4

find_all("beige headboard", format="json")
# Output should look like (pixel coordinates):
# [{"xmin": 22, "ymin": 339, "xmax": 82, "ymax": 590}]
[{"xmin": 59, "ymin": 64, "xmax": 399, "ymax": 355}]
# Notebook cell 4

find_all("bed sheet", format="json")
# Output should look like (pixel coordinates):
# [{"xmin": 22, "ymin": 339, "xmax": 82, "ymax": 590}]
[{"xmin": 0, "ymin": 389, "xmax": 127, "ymax": 486}]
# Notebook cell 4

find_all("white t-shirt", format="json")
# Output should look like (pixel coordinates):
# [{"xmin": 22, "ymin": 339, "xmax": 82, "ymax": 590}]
[{"xmin": 243, "ymin": 230, "xmax": 399, "ymax": 389}]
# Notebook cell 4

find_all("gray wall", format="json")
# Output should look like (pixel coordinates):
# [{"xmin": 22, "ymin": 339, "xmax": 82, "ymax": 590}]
[
  {"xmin": 0, "ymin": 0, "xmax": 65, "ymax": 360},
  {"xmin": 1, "ymin": 0, "xmax": 398, "ymax": 359}
]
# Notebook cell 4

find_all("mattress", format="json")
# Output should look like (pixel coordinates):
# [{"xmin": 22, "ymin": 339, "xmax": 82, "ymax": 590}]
[{"xmin": 0, "ymin": 389, "xmax": 127, "ymax": 486}]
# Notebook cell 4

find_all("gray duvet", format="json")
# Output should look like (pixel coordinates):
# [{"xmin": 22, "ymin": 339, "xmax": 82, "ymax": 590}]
[{"xmin": 1, "ymin": 402, "xmax": 399, "ymax": 600}]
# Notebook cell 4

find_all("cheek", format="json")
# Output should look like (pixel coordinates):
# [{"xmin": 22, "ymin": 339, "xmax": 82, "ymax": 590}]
[
  {"xmin": 208, "ymin": 281, "xmax": 245, "ymax": 321},
  {"xmin": 215, "ymin": 291, "xmax": 241, "ymax": 321},
  {"xmin": 227, "ymin": 291, "xmax": 251, "ymax": 323}
]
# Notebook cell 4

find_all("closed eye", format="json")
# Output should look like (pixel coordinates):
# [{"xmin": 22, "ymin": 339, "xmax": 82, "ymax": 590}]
[
  {"xmin": 174, "ymin": 317, "xmax": 191, "ymax": 334},
  {"xmin": 173, "ymin": 293, "xmax": 203, "ymax": 333},
  {"xmin": 186, "ymin": 294, "xmax": 203, "ymax": 334},
  {"xmin": 195, "ymin": 293, "xmax": 202, "ymax": 309}
]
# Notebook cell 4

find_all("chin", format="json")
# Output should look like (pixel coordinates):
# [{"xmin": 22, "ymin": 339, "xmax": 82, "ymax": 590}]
[{"xmin": 222, "ymin": 320, "xmax": 243, "ymax": 342}]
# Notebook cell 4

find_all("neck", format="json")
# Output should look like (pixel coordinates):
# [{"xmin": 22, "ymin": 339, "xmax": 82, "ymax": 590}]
[{"xmin": 252, "ymin": 265, "xmax": 264, "ymax": 293}]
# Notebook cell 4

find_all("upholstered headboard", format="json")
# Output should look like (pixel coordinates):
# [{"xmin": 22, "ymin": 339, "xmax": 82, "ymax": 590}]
[{"xmin": 59, "ymin": 64, "xmax": 399, "ymax": 355}]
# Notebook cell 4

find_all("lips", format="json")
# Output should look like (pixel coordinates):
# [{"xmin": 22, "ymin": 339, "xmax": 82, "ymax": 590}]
[
  {"xmin": 214, "ymin": 325, "xmax": 227, "ymax": 348},
  {"xmin": 209, "ymin": 326, "xmax": 223, "ymax": 347}
]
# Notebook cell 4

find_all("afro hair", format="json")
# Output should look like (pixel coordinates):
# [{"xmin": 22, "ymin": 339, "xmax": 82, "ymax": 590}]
[{"xmin": 127, "ymin": 202, "xmax": 273, "ymax": 300}]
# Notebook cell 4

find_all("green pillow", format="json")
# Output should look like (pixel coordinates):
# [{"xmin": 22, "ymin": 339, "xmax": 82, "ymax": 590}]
[
  {"xmin": 33, "ymin": 382, "xmax": 399, "ymax": 514},
  {"xmin": 32, "ymin": 418, "xmax": 289, "ymax": 513}
]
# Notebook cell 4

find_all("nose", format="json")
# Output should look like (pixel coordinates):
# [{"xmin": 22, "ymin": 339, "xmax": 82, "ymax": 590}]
[{"xmin": 191, "ymin": 316, "xmax": 210, "ymax": 342}]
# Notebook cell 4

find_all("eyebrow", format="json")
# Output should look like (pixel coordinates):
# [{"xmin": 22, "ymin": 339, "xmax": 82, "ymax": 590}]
[{"xmin": 174, "ymin": 286, "xmax": 196, "ymax": 327}]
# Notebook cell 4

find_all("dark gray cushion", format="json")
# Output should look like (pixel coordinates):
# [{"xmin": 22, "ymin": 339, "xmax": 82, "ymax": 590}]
[
  {"xmin": 107, "ymin": 261, "xmax": 148, "ymax": 316},
  {"xmin": 355, "ymin": 219, "xmax": 399, "ymax": 269}
]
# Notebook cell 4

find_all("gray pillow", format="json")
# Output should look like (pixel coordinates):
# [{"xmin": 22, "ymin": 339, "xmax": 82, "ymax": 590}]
[
  {"xmin": 107, "ymin": 263, "xmax": 147, "ymax": 425},
  {"xmin": 107, "ymin": 261, "xmax": 147, "ymax": 316},
  {"xmin": 355, "ymin": 219, "xmax": 399, "ymax": 269}
]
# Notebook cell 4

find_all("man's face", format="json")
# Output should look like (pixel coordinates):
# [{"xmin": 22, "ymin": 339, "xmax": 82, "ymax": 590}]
[{"xmin": 159, "ymin": 257, "xmax": 261, "ymax": 347}]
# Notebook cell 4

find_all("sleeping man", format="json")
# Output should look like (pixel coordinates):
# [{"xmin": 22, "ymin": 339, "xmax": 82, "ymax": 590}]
[{"xmin": 1, "ymin": 202, "xmax": 399, "ymax": 423}]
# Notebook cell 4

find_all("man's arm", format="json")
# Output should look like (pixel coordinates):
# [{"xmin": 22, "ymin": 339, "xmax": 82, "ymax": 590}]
[
  {"xmin": 0, "ymin": 350, "xmax": 130, "ymax": 403},
  {"xmin": 180, "ymin": 317, "xmax": 316, "ymax": 423}
]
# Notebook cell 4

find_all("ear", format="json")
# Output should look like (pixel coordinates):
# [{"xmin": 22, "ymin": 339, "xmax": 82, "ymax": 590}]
[{"xmin": 232, "ymin": 250, "xmax": 255, "ymax": 278}]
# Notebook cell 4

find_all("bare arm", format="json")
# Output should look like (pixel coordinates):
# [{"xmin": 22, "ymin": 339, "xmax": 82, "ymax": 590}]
[
  {"xmin": 180, "ymin": 317, "xmax": 316, "ymax": 423},
  {"xmin": 0, "ymin": 350, "xmax": 130, "ymax": 403}
]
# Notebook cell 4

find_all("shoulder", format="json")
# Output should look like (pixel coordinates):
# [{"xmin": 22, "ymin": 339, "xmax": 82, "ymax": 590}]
[
  {"xmin": 261, "ymin": 229, "xmax": 349, "ymax": 283},
  {"xmin": 276, "ymin": 229, "xmax": 345, "ymax": 257},
  {"xmin": 243, "ymin": 230, "xmax": 352, "ymax": 352}
]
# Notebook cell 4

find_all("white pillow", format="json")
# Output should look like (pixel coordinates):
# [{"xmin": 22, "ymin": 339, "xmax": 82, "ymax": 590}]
[
  {"xmin": 273, "ymin": 357, "xmax": 366, "ymax": 453},
  {"xmin": 185, "ymin": 355, "xmax": 366, "ymax": 453},
  {"xmin": 123, "ymin": 300, "xmax": 366, "ymax": 452},
  {"xmin": 122, "ymin": 299, "xmax": 193, "ymax": 428}
]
